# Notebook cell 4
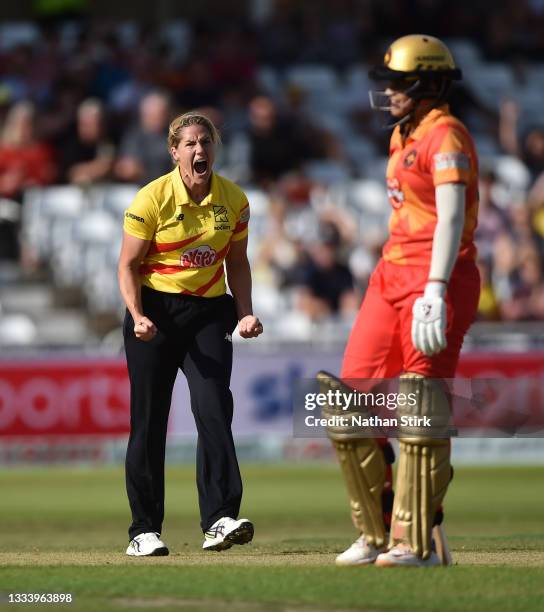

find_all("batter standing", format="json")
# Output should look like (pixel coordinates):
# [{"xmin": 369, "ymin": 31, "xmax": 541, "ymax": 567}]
[{"xmin": 319, "ymin": 35, "xmax": 480, "ymax": 568}]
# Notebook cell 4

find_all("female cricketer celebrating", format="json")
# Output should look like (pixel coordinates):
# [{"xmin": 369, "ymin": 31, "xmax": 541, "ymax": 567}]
[
  {"xmin": 118, "ymin": 112, "xmax": 263, "ymax": 556},
  {"xmin": 319, "ymin": 35, "xmax": 480, "ymax": 567}
]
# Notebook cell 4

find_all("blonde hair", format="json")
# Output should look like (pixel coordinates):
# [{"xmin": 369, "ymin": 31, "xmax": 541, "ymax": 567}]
[
  {"xmin": 168, "ymin": 111, "xmax": 221, "ymax": 149},
  {"xmin": 77, "ymin": 97, "xmax": 104, "ymax": 117},
  {"xmin": 1, "ymin": 101, "xmax": 35, "ymax": 146}
]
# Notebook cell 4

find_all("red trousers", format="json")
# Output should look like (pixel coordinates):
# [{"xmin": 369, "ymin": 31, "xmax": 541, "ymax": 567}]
[
  {"xmin": 341, "ymin": 258, "xmax": 480, "ymax": 380},
  {"xmin": 340, "ymin": 258, "xmax": 480, "ymax": 530}
]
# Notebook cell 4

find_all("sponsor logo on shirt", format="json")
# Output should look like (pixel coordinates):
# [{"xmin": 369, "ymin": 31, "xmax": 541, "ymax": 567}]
[
  {"xmin": 433, "ymin": 152, "xmax": 470, "ymax": 172},
  {"xmin": 125, "ymin": 212, "xmax": 145, "ymax": 223},
  {"xmin": 387, "ymin": 177, "xmax": 405, "ymax": 209},
  {"xmin": 180, "ymin": 245, "xmax": 217, "ymax": 268},
  {"xmin": 213, "ymin": 205, "xmax": 229, "ymax": 223}
]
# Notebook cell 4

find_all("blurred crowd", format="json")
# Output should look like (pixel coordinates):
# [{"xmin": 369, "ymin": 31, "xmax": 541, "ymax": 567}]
[{"xmin": 1, "ymin": 0, "xmax": 544, "ymax": 327}]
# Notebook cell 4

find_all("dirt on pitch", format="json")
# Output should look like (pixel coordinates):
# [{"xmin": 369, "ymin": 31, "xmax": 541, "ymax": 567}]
[{"xmin": 1, "ymin": 550, "xmax": 543, "ymax": 567}]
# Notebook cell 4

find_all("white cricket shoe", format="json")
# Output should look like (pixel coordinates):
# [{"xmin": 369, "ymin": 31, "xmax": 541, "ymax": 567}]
[
  {"xmin": 335, "ymin": 534, "xmax": 386, "ymax": 566},
  {"xmin": 202, "ymin": 517, "xmax": 254, "ymax": 551},
  {"xmin": 375, "ymin": 543, "xmax": 440, "ymax": 567},
  {"xmin": 126, "ymin": 532, "xmax": 169, "ymax": 557}
]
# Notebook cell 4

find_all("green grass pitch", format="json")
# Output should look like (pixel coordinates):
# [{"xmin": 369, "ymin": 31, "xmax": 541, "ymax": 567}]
[{"xmin": 1, "ymin": 464, "xmax": 543, "ymax": 611}]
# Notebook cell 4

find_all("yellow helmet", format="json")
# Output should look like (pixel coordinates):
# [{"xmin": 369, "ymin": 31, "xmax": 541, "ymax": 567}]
[{"xmin": 369, "ymin": 34, "xmax": 462, "ymax": 81}]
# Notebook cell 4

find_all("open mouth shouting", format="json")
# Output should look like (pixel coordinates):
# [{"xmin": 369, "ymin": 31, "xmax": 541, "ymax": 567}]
[{"xmin": 193, "ymin": 159, "xmax": 208, "ymax": 176}]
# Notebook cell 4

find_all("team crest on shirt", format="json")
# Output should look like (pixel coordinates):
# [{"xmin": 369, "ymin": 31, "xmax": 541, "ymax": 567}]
[
  {"xmin": 213, "ymin": 205, "xmax": 229, "ymax": 223},
  {"xmin": 180, "ymin": 245, "xmax": 217, "ymax": 268},
  {"xmin": 213, "ymin": 205, "xmax": 231, "ymax": 230},
  {"xmin": 386, "ymin": 178, "xmax": 405, "ymax": 209},
  {"xmin": 403, "ymin": 150, "xmax": 417, "ymax": 168}
]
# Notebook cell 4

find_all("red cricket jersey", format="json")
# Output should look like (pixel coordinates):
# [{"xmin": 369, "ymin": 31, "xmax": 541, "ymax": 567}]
[{"xmin": 382, "ymin": 105, "xmax": 479, "ymax": 266}]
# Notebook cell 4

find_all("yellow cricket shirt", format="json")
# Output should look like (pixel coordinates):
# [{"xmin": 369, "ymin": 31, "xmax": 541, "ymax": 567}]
[{"xmin": 123, "ymin": 168, "xmax": 250, "ymax": 296}]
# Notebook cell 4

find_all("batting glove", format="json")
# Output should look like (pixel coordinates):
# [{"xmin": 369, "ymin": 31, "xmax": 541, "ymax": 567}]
[{"xmin": 411, "ymin": 282, "xmax": 447, "ymax": 356}]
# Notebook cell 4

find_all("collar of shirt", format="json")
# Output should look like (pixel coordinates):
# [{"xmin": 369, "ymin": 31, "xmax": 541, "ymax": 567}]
[
  {"xmin": 171, "ymin": 166, "xmax": 219, "ymax": 207},
  {"xmin": 391, "ymin": 104, "xmax": 451, "ymax": 150}
]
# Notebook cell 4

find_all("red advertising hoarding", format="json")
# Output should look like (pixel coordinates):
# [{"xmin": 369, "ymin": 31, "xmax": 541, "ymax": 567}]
[
  {"xmin": 1, "ymin": 352, "xmax": 543, "ymax": 438},
  {"xmin": 0, "ymin": 359, "xmax": 130, "ymax": 437}
]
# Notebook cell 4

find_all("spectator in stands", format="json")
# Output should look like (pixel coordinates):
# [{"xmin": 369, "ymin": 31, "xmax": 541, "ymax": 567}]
[
  {"xmin": 500, "ymin": 99, "xmax": 544, "ymax": 183},
  {"xmin": 256, "ymin": 3, "xmax": 299, "ymax": 67},
  {"xmin": 283, "ymin": 85, "xmax": 346, "ymax": 162},
  {"xmin": 115, "ymin": 91, "xmax": 173, "ymax": 185},
  {"xmin": 0, "ymin": 100, "xmax": 56, "ymax": 260},
  {"xmin": 59, "ymin": 98, "xmax": 115, "ymax": 185},
  {"xmin": 247, "ymin": 95, "xmax": 305, "ymax": 186},
  {"xmin": 475, "ymin": 168, "xmax": 508, "ymax": 264},
  {"xmin": 0, "ymin": 44, "xmax": 34, "ymax": 103},
  {"xmin": 477, "ymin": 258, "xmax": 500, "ymax": 320},
  {"xmin": 490, "ymin": 232, "xmax": 520, "ymax": 316},
  {"xmin": 508, "ymin": 201, "xmax": 543, "ymax": 252},
  {"xmin": 257, "ymin": 193, "xmax": 308, "ymax": 288},
  {"xmin": 209, "ymin": 29, "xmax": 257, "ymax": 91},
  {"xmin": 499, "ymin": 244, "xmax": 544, "ymax": 320},
  {"xmin": 176, "ymin": 59, "xmax": 221, "ymax": 110},
  {"xmin": 294, "ymin": 222, "xmax": 358, "ymax": 321},
  {"xmin": 323, "ymin": 0, "xmax": 361, "ymax": 68},
  {"xmin": 0, "ymin": 101, "xmax": 56, "ymax": 200},
  {"xmin": 109, "ymin": 54, "xmax": 158, "ymax": 117},
  {"xmin": 247, "ymin": 95, "xmax": 338, "ymax": 187}
]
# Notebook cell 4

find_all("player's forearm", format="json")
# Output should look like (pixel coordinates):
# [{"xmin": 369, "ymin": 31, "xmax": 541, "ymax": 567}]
[
  {"xmin": 429, "ymin": 183, "xmax": 466, "ymax": 284},
  {"xmin": 118, "ymin": 263, "xmax": 144, "ymax": 321},
  {"xmin": 225, "ymin": 257, "xmax": 253, "ymax": 319}
]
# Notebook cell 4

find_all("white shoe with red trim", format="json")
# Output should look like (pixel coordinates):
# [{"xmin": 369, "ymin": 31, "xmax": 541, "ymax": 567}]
[
  {"xmin": 375, "ymin": 543, "xmax": 441, "ymax": 567},
  {"xmin": 335, "ymin": 534, "xmax": 386, "ymax": 566}
]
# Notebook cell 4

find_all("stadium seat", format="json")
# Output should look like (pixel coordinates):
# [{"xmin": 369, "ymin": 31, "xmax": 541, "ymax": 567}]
[
  {"xmin": 485, "ymin": 155, "xmax": 531, "ymax": 209},
  {"xmin": 304, "ymin": 160, "xmax": 351, "ymax": 185},
  {"xmin": 0, "ymin": 22, "xmax": 40, "ymax": 50},
  {"xmin": 445, "ymin": 38, "xmax": 482, "ymax": 68},
  {"xmin": 345, "ymin": 137, "xmax": 378, "ymax": 174},
  {"xmin": 238, "ymin": 188, "xmax": 270, "ymax": 259},
  {"xmin": 344, "ymin": 64, "xmax": 372, "ymax": 110},
  {"xmin": 22, "ymin": 186, "xmax": 87, "ymax": 261},
  {"xmin": 252, "ymin": 282, "xmax": 284, "ymax": 317},
  {"xmin": 0, "ymin": 313, "xmax": 37, "ymax": 346},
  {"xmin": 286, "ymin": 65, "xmax": 338, "ymax": 93},
  {"xmin": 272, "ymin": 309, "xmax": 313, "ymax": 342},
  {"xmin": 362, "ymin": 156, "xmax": 389, "ymax": 181},
  {"xmin": 464, "ymin": 64, "xmax": 514, "ymax": 108},
  {"xmin": 349, "ymin": 179, "xmax": 389, "ymax": 214},
  {"xmin": 100, "ymin": 184, "xmax": 140, "ymax": 219},
  {"xmin": 495, "ymin": 155, "xmax": 531, "ymax": 192},
  {"xmin": 115, "ymin": 20, "xmax": 140, "ymax": 49},
  {"xmin": 157, "ymin": 20, "xmax": 192, "ymax": 62},
  {"xmin": 256, "ymin": 66, "xmax": 281, "ymax": 96},
  {"xmin": 474, "ymin": 135, "xmax": 501, "ymax": 158},
  {"xmin": 347, "ymin": 179, "xmax": 391, "ymax": 237}
]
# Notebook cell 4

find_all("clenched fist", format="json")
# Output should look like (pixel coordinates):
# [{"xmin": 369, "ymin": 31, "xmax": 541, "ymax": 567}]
[
  {"xmin": 238, "ymin": 315, "xmax": 263, "ymax": 339},
  {"xmin": 134, "ymin": 316, "xmax": 157, "ymax": 342}
]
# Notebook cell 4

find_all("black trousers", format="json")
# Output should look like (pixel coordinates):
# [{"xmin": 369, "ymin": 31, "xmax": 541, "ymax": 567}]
[{"xmin": 124, "ymin": 286, "xmax": 242, "ymax": 539}]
